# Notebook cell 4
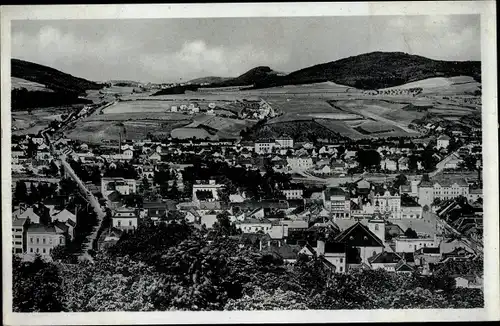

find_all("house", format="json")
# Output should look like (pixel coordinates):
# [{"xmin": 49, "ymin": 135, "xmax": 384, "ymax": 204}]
[
  {"xmin": 18, "ymin": 207, "xmax": 41, "ymax": 224},
  {"xmin": 101, "ymin": 177, "xmax": 137, "ymax": 197},
  {"xmin": 12, "ymin": 217, "xmax": 28, "ymax": 254},
  {"xmin": 254, "ymin": 139, "xmax": 276, "ymax": 154},
  {"xmin": 97, "ymin": 227, "xmax": 123, "ymax": 251},
  {"xmin": 444, "ymin": 153, "xmax": 463, "ymax": 170},
  {"xmin": 287, "ymin": 156, "xmax": 314, "ymax": 171},
  {"xmin": 52, "ymin": 209, "xmax": 77, "ymax": 225},
  {"xmin": 454, "ymin": 275, "xmax": 483, "ymax": 289},
  {"xmin": 236, "ymin": 217, "xmax": 273, "ymax": 234},
  {"xmin": 394, "ymin": 236, "xmax": 436, "ymax": 253},
  {"xmin": 233, "ymin": 233, "xmax": 272, "ymax": 251},
  {"xmin": 142, "ymin": 201, "xmax": 168, "ymax": 223},
  {"xmin": 436, "ymin": 135, "xmax": 450, "ymax": 149},
  {"xmin": 192, "ymin": 180, "xmax": 224, "ymax": 203},
  {"xmin": 468, "ymin": 187, "xmax": 482, "ymax": 203},
  {"xmin": 368, "ymin": 251, "xmax": 403, "ymax": 272},
  {"xmin": 270, "ymin": 243, "xmax": 301, "ymax": 264},
  {"xmin": 313, "ymin": 240, "xmax": 348, "ymax": 274},
  {"xmin": 417, "ymin": 178, "xmax": 469, "ymax": 207},
  {"xmin": 334, "ymin": 221, "xmax": 385, "ymax": 264},
  {"xmin": 148, "ymin": 151, "xmax": 161, "ymax": 162},
  {"xmin": 26, "ymin": 224, "xmax": 66, "ymax": 258},
  {"xmin": 112, "ymin": 207, "xmax": 138, "ymax": 232},
  {"xmin": 381, "ymin": 158, "xmax": 398, "ymax": 171},
  {"xmin": 323, "ymin": 187, "xmax": 350, "ymax": 219},
  {"xmin": 414, "ymin": 247, "xmax": 442, "ymax": 267},
  {"xmin": 282, "ymin": 189, "xmax": 303, "ymax": 200},
  {"xmin": 275, "ymin": 135, "xmax": 294, "ymax": 149},
  {"xmin": 398, "ymin": 157, "xmax": 409, "ymax": 171},
  {"xmin": 372, "ymin": 189, "xmax": 401, "ymax": 219}
]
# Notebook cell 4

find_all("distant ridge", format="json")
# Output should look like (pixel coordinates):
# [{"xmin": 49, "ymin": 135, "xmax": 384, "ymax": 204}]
[
  {"xmin": 187, "ymin": 76, "xmax": 233, "ymax": 84},
  {"xmin": 200, "ymin": 51, "xmax": 481, "ymax": 90}
]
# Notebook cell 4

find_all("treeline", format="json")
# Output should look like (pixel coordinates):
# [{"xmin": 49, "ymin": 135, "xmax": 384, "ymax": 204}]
[{"xmin": 13, "ymin": 221, "xmax": 483, "ymax": 312}]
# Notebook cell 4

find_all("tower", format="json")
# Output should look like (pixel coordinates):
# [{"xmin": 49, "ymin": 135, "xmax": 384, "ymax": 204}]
[{"xmin": 367, "ymin": 216, "xmax": 385, "ymax": 243}]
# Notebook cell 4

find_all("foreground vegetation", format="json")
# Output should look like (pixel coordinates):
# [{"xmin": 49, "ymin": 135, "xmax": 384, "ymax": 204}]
[{"xmin": 13, "ymin": 221, "xmax": 483, "ymax": 312}]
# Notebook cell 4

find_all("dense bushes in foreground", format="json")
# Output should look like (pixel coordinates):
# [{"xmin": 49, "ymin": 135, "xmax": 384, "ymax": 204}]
[{"xmin": 13, "ymin": 222, "xmax": 483, "ymax": 312}]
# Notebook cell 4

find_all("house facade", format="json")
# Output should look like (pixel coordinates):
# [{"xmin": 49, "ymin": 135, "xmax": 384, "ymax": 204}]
[{"xmin": 26, "ymin": 224, "xmax": 65, "ymax": 258}]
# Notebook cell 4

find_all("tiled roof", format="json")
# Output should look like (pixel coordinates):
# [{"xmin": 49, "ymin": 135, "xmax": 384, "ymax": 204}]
[
  {"xmin": 368, "ymin": 251, "xmax": 401, "ymax": 264},
  {"xmin": 27, "ymin": 223, "xmax": 56, "ymax": 233},
  {"xmin": 335, "ymin": 222, "xmax": 384, "ymax": 247}
]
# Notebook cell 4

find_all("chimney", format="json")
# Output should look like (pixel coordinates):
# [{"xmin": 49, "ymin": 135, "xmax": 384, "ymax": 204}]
[{"xmin": 316, "ymin": 239, "xmax": 325, "ymax": 255}]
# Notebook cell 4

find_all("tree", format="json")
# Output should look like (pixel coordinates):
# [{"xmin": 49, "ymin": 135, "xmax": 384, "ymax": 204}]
[
  {"xmin": 224, "ymin": 287, "xmax": 308, "ymax": 310},
  {"xmin": 13, "ymin": 255, "xmax": 65, "ymax": 312},
  {"xmin": 14, "ymin": 180, "xmax": 28, "ymax": 204},
  {"xmin": 168, "ymin": 180, "xmax": 180, "ymax": 200},
  {"xmin": 355, "ymin": 149, "xmax": 381, "ymax": 171},
  {"xmin": 393, "ymin": 174, "xmax": 408, "ymax": 189},
  {"xmin": 404, "ymin": 228, "xmax": 418, "ymax": 238}
]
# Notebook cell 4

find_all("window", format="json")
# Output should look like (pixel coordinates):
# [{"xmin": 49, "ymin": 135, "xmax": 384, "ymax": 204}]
[
  {"xmin": 340, "ymin": 266, "xmax": 343, "ymax": 272},
  {"xmin": 375, "ymin": 224, "xmax": 379, "ymax": 231},
  {"xmin": 36, "ymin": 238, "xmax": 39, "ymax": 244},
  {"xmin": 30, "ymin": 237, "xmax": 33, "ymax": 243},
  {"xmin": 118, "ymin": 220, "xmax": 121, "ymax": 227},
  {"xmin": 340, "ymin": 258, "xmax": 343, "ymax": 263},
  {"xmin": 36, "ymin": 248, "xmax": 39, "ymax": 253},
  {"xmin": 129, "ymin": 220, "xmax": 132, "ymax": 226},
  {"xmin": 42, "ymin": 238, "xmax": 46, "ymax": 244},
  {"xmin": 42, "ymin": 248, "xmax": 46, "ymax": 254},
  {"xmin": 59, "ymin": 238, "xmax": 63, "ymax": 244},
  {"xmin": 30, "ymin": 248, "xmax": 33, "ymax": 253},
  {"xmin": 372, "ymin": 251, "xmax": 376, "ymax": 257},
  {"xmin": 14, "ymin": 235, "xmax": 22, "ymax": 239}
]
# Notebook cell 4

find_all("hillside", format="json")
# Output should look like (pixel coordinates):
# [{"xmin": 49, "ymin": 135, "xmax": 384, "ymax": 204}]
[
  {"xmin": 12, "ymin": 59, "xmax": 103, "ymax": 94},
  {"xmin": 11, "ymin": 59, "xmax": 103, "ymax": 110},
  {"xmin": 187, "ymin": 76, "xmax": 233, "ymax": 84},
  {"xmin": 279, "ymin": 52, "xmax": 481, "ymax": 89},
  {"xmin": 205, "ymin": 66, "xmax": 284, "ymax": 88},
  {"xmin": 201, "ymin": 52, "xmax": 481, "ymax": 91}
]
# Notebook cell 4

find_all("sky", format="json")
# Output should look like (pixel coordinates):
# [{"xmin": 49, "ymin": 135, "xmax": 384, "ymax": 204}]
[{"xmin": 11, "ymin": 15, "xmax": 480, "ymax": 83}]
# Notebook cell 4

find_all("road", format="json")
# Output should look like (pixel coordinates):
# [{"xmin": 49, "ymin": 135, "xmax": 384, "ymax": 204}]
[{"xmin": 41, "ymin": 104, "xmax": 110, "ymax": 261}]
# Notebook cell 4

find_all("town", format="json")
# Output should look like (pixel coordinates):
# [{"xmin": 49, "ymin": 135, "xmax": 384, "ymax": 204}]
[
  {"xmin": 8, "ymin": 12, "xmax": 488, "ymax": 313},
  {"xmin": 11, "ymin": 93, "xmax": 484, "ymax": 310}
]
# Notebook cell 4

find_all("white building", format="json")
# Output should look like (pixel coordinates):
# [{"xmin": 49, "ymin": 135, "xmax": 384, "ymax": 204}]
[
  {"xmin": 436, "ymin": 135, "xmax": 451, "ymax": 149},
  {"xmin": 101, "ymin": 177, "xmax": 137, "ymax": 197},
  {"xmin": 372, "ymin": 189, "xmax": 401, "ymax": 219},
  {"xmin": 112, "ymin": 207, "xmax": 138, "ymax": 232},
  {"xmin": 417, "ymin": 179, "xmax": 469, "ymax": 207},
  {"xmin": 323, "ymin": 187, "xmax": 350, "ymax": 219},
  {"xmin": 254, "ymin": 139, "xmax": 276, "ymax": 154},
  {"xmin": 26, "ymin": 224, "xmax": 65, "ymax": 258},
  {"xmin": 287, "ymin": 157, "xmax": 314, "ymax": 172},
  {"xmin": 394, "ymin": 236, "xmax": 436, "ymax": 253},
  {"xmin": 282, "ymin": 189, "xmax": 303, "ymax": 200},
  {"xmin": 275, "ymin": 135, "xmax": 294, "ymax": 149},
  {"xmin": 192, "ymin": 180, "xmax": 224, "ymax": 202}
]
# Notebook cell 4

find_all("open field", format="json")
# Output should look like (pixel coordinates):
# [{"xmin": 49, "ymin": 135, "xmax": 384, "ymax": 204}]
[
  {"xmin": 65, "ymin": 119, "xmax": 191, "ymax": 143},
  {"xmin": 12, "ymin": 107, "xmax": 78, "ymax": 135},
  {"xmin": 380, "ymin": 76, "xmax": 481, "ymax": 96},
  {"xmin": 12, "ymin": 77, "xmax": 53, "ymax": 92}
]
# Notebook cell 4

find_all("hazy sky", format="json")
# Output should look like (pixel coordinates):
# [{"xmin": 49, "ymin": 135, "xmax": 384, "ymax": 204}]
[{"xmin": 11, "ymin": 15, "xmax": 480, "ymax": 83}]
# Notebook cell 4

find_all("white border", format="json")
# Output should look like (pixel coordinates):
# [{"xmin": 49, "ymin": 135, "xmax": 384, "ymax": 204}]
[{"xmin": 1, "ymin": 2, "xmax": 498, "ymax": 325}]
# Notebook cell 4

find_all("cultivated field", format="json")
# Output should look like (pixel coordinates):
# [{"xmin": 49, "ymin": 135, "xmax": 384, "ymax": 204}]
[
  {"xmin": 12, "ymin": 77, "xmax": 53, "ymax": 92},
  {"xmin": 12, "ymin": 107, "xmax": 78, "ymax": 135}
]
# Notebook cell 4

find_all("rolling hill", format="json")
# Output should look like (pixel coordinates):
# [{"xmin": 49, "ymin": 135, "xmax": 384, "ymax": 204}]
[
  {"xmin": 11, "ymin": 59, "xmax": 104, "ymax": 110},
  {"xmin": 187, "ymin": 76, "xmax": 233, "ymax": 84},
  {"xmin": 200, "ymin": 52, "xmax": 481, "ymax": 90}
]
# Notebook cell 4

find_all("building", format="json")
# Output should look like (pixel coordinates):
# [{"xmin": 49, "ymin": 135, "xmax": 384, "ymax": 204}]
[
  {"xmin": 436, "ymin": 135, "xmax": 451, "ymax": 149},
  {"xmin": 192, "ymin": 180, "xmax": 224, "ymax": 203},
  {"xmin": 112, "ymin": 207, "xmax": 138, "ymax": 232},
  {"xmin": 275, "ymin": 135, "xmax": 294, "ymax": 149},
  {"xmin": 335, "ymin": 221, "xmax": 385, "ymax": 265},
  {"xmin": 299, "ymin": 240, "xmax": 348, "ymax": 274},
  {"xmin": 444, "ymin": 153, "xmax": 463, "ymax": 170},
  {"xmin": 12, "ymin": 217, "xmax": 28, "ymax": 254},
  {"xmin": 26, "ymin": 224, "xmax": 65, "ymax": 258},
  {"xmin": 254, "ymin": 139, "xmax": 276, "ymax": 154},
  {"xmin": 468, "ymin": 188, "xmax": 482, "ymax": 203},
  {"xmin": 400, "ymin": 204, "xmax": 423, "ymax": 219},
  {"xmin": 323, "ymin": 187, "xmax": 350, "ymax": 219},
  {"xmin": 236, "ymin": 217, "xmax": 273, "ymax": 234},
  {"xmin": 368, "ymin": 251, "xmax": 404, "ymax": 272},
  {"xmin": 101, "ymin": 177, "xmax": 137, "ymax": 197},
  {"xmin": 287, "ymin": 156, "xmax": 314, "ymax": 172},
  {"xmin": 418, "ymin": 179, "xmax": 469, "ymax": 207},
  {"xmin": 282, "ymin": 189, "xmax": 303, "ymax": 200},
  {"xmin": 381, "ymin": 158, "xmax": 398, "ymax": 171},
  {"xmin": 394, "ymin": 236, "xmax": 436, "ymax": 253},
  {"xmin": 372, "ymin": 189, "xmax": 401, "ymax": 219}
]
